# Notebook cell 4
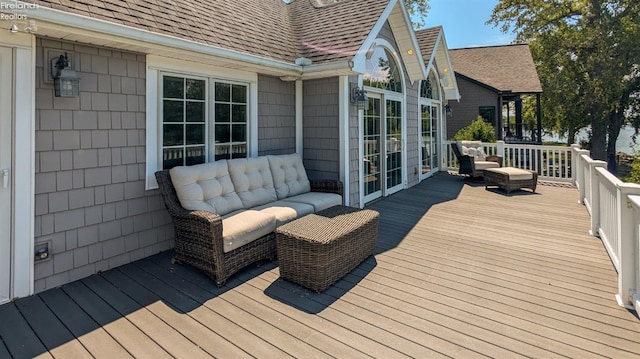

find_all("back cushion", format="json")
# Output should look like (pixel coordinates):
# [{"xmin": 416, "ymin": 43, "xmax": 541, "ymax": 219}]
[
  {"xmin": 267, "ymin": 153, "xmax": 311, "ymax": 199},
  {"xmin": 458, "ymin": 141, "xmax": 487, "ymax": 160},
  {"xmin": 169, "ymin": 161, "xmax": 243, "ymax": 215},
  {"xmin": 227, "ymin": 157, "xmax": 278, "ymax": 208}
]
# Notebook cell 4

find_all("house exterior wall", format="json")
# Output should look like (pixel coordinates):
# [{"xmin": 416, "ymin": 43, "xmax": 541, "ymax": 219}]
[
  {"xmin": 257, "ymin": 75, "xmax": 296, "ymax": 155},
  {"xmin": 33, "ymin": 39, "xmax": 173, "ymax": 292},
  {"xmin": 447, "ymin": 76, "xmax": 498, "ymax": 139},
  {"xmin": 302, "ymin": 77, "xmax": 340, "ymax": 181}
]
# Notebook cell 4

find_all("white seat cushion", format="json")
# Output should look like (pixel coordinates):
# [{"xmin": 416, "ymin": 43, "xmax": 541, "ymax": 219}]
[
  {"xmin": 169, "ymin": 161, "xmax": 243, "ymax": 216},
  {"xmin": 285, "ymin": 192, "xmax": 343, "ymax": 212},
  {"xmin": 458, "ymin": 141, "xmax": 487, "ymax": 160},
  {"xmin": 221, "ymin": 210, "xmax": 277, "ymax": 253},
  {"xmin": 228, "ymin": 157, "xmax": 278, "ymax": 208},
  {"xmin": 252, "ymin": 200, "xmax": 315, "ymax": 226},
  {"xmin": 486, "ymin": 167, "xmax": 533, "ymax": 180},
  {"xmin": 474, "ymin": 161, "xmax": 501, "ymax": 171},
  {"xmin": 267, "ymin": 153, "xmax": 311, "ymax": 199}
]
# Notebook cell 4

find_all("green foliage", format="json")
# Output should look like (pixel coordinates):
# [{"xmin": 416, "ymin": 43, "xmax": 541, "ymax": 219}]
[
  {"xmin": 489, "ymin": 0, "xmax": 640, "ymax": 161},
  {"xmin": 453, "ymin": 117, "xmax": 497, "ymax": 142},
  {"xmin": 623, "ymin": 155, "xmax": 640, "ymax": 184}
]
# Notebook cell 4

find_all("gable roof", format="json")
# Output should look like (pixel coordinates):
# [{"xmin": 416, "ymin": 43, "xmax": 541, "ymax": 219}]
[
  {"xmin": 20, "ymin": 0, "xmax": 426, "ymax": 80},
  {"xmin": 449, "ymin": 44, "xmax": 542, "ymax": 94},
  {"xmin": 415, "ymin": 26, "xmax": 460, "ymax": 100},
  {"xmin": 290, "ymin": 0, "xmax": 389, "ymax": 64}
]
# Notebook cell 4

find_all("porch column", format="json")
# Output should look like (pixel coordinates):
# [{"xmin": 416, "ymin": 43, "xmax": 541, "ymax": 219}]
[
  {"xmin": 515, "ymin": 98, "xmax": 523, "ymax": 139},
  {"xmin": 536, "ymin": 93, "xmax": 542, "ymax": 144}
]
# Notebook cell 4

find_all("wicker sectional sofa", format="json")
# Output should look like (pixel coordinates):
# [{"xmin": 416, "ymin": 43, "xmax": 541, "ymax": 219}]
[{"xmin": 155, "ymin": 153, "xmax": 343, "ymax": 286}]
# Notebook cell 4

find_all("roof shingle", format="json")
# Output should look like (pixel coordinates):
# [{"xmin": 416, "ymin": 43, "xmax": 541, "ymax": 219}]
[
  {"xmin": 29, "ymin": 0, "xmax": 389, "ymax": 66},
  {"xmin": 414, "ymin": 26, "xmax": 441, "ymax": 65},
  {"xmin": 449, "ymin": 44, "xmax": 542, "ymax": 93}
]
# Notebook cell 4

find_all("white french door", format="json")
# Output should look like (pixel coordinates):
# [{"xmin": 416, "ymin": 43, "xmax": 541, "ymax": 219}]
[
  {"xmin": 420, "ymin": 102, "xmax": 440, "ymax": 179},
  {"xmin": 362, "ymin": 93, "xmax": 404, "ymax": 204},
  {"xmin": 0, "ymin": 47, "xmax": 12, "ymax": 304}
]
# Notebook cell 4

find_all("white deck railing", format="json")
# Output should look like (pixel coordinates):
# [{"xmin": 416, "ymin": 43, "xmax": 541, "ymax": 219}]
[
  {"xmin": 443, "ymin": 141, "xmax": 640, "ymax": 311},
  {"xmin": 443, "ymin": 141, "xmax": 573, "ymax": 181},
  {"xmin": 573, "ymin": 146, "xmax": 640, "ymax": 311}
]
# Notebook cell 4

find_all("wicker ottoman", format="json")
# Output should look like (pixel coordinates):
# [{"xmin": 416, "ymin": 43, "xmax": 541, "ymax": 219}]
[
  {"xmin": 274, "ymin": 205, "xmax": 379, "ymax": 292},
  {"xmin": 484, "ymin": 167, "xmax": 538, "ymax": 194}
]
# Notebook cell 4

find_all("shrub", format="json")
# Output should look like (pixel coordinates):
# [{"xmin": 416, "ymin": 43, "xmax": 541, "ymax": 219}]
[
  {"xmin": 623, "ymin": 154, "xmax": 640, "ymax": 184},
  {"xmin": 452, "ymin": 117, "xmax": 496, "ymax": 142}
]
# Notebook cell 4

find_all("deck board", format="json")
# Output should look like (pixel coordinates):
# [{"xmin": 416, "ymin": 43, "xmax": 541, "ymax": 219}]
[{"xmin": 2, "ymin": 173, "xmax": 640, "ymax": 358}]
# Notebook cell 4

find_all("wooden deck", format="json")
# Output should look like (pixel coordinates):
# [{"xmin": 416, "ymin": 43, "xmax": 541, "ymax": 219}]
[{"xmin": 2, "ymin": 173, "xmax": 640, "ymax": 358}]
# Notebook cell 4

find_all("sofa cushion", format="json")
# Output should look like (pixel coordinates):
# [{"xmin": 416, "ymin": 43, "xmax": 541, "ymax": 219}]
[
  {"xmin": 228, "ymin": 157, "xmax": 278, "ymax": 208},
  {"xmin": 221, "ymin": 210, "xmax": 277, "ymax": 253},
  {"xmin": 252, "ymin": 200, "xmax": 315, "ymax": 226},
  {"xmin": 267, "ymin": 153, "xmax": 311, "ymax": 199},
  {"xmin": 285, "ymin": 192, "xmax": 343, "ymax": 212},
  {"xmin": 169, "ymin": 161, "xmax": 243, "ymax": 216}
]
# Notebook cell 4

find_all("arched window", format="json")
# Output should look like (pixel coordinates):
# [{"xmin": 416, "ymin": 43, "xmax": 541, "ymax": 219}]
[
  {"xmin": 420, "ymin": 71, "xmax": 440, "ymax": 100},
  {"xmin": 363, "ymin": 47, "xmax": 403, "ymax": 93}
]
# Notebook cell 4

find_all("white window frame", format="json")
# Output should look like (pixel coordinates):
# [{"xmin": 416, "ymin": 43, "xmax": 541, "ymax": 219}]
[{"xmin": 146, "ymin": 55, "xmax": 258, "ymax": 189}]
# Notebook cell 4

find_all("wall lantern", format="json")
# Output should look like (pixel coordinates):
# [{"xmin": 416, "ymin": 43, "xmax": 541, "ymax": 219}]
[
  {"xmin": 444, "ymin": 103, "xmax": 453, "ymax": 118},
  {"xmin": 351, "ymin": 86, "xmax": 368, "ymax": 111},
  {"xmin": 51, "ymin": 53, "xmax": 80, "ymax": 98}
]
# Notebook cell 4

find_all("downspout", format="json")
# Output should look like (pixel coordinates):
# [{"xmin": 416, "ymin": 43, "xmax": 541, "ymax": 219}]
[{"xmin": 295, "ymin": 80, "xmax": 303, "ymax": 155}]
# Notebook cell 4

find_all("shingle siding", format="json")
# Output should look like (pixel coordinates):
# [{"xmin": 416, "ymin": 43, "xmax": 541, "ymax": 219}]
[
  {"xmin": 447, "ymin": 77, "xmax": 498, "ymax": 139},
  {"xmin": 302, "ymin": 78, "xmax": 340, "ymax": 181},
  {"xmin": 33, "ymin": 39, "xmax": 172, "ymax": 293},
  {"xmin": 257, "ymin": 75, "xmax": 296, "ymax": 156}
]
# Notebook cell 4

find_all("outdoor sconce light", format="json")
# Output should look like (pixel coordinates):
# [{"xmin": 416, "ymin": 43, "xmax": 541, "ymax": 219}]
[
  {"xmin": 51, "ymin": 53, "xmax": 80, "ymax": 98},
  {"xmin": 444, "ymin": 103, "xmax": 453, "ymax": 118},
  {"xmin": 351, "ymin": 86, "xmax": 368, "ymax": 111}
]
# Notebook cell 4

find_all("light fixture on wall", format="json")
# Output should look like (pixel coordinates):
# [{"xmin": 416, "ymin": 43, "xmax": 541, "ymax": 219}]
[
  {"xmin": 444, "ymin": 103, "xmax": 453, "ymax": 118},
  {"xmin": 351, "ymin": 86, "xmax": 368, "ymax": 111},
  {"xmin": 51, "ymin": 52, "xmax": 80, "ymax": 98}
]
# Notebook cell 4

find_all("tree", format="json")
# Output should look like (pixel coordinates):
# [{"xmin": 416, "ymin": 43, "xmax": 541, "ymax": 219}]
[{"xmin": 489, "ymin": 0, "xmax": 640, "ymax": 170}]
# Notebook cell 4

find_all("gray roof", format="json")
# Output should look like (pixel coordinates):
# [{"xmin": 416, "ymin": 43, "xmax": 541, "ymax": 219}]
[
  {"xmin": 414, "ymin": 26, "xmax": 441, "ymax": 65},
  {"xmin": 449, "ymin": 44, "xmax": 542, "ymax": 93},
  {"xmin": 29, "ymin": 0, "xmax": 388, "ymax": 65}
]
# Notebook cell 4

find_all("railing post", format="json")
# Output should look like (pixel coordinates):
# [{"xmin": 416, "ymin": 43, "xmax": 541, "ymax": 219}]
[
  {"xmin": 570, "ymin": 144, "xmax": 581, "ymax": 186},
  {"xmin": 496, "ymin": 140, "xmax": 505, "ymax": 159},
  {"xmin": 589, "ymin": 162, "xmax": 608, "ymax": 236},
  {"xmin": 616, "ymin": 186, "xmax": 640, "ymax": 309},
  {"xmin": 575, "ymin": 150, "xmax": 590, "ymax": 204}
]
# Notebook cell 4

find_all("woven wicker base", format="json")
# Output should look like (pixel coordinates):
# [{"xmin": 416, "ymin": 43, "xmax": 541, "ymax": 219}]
[
  {"xmin": 484, "ymin": 168, "xmax": 538, "ymax": 194},
  {"xmin": 275, "ymin": 205, "xmax": 379, "ymax": 293}
]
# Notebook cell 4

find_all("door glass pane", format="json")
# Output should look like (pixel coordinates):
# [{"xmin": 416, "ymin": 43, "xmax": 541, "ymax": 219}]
[
  {"xmin": 386, "ymin": 100, "xmax": 402, "ymax": 189},
  {"xmin": 364, "ymin": 98, "xmax": 381, "ymax": 197},
  {"xmin": 431, "ymin": 105, "xmax": 439, "ymax": 170},
  {"xmin": 421, "ymin": 104, "xmax": 431, "ymax": 174}
]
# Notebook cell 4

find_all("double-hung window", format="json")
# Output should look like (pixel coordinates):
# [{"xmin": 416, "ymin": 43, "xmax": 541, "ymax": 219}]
[{"xmin": 160, "ymin": 74, "xmax": 249, "ymax": 169}]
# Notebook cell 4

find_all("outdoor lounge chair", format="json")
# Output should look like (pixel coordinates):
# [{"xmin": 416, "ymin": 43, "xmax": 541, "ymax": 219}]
[{"xmin": 451, "ymin": 141, "xmax": 502, "ymax": 178}]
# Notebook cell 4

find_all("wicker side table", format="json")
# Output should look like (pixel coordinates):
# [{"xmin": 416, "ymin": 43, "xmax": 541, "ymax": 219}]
[{"xmin": 275, "ymin": 205, "xmax": 379, "ymax": 292}]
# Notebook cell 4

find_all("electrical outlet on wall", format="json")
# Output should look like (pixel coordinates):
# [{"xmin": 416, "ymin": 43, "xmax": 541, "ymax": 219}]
[{"xmin": 34, "ymin": 242, "xmax": 50, "ymax": 262}]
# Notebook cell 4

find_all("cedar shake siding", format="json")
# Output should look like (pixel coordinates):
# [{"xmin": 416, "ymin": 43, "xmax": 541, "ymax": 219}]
[
  {"xmin": 257, "ymin": 75, "xmax": 296, "ymax": 156},
  {"xmin": 302, "ymin": 77, "xmax": 340, "ymax": 181},
  {"xmin": 33, "ymin": 39, "xmax": 173, "ymax": 292},
  {"xmin": 447, "ymin": 77, "xmax": 499, "ymax": 139},
  {"xmin": 348, "ymin": 76, "xmax": 361, "ymax": 207}
]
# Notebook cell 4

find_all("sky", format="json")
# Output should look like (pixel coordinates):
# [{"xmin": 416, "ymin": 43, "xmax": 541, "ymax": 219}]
[{"xmin": 422, "ymin": 0, "xmax": 515, "ymax": 49}]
